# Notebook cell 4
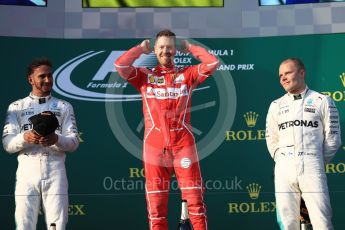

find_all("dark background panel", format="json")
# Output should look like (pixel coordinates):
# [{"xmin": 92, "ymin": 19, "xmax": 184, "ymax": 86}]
[{"xmin": 0, "ymin": 34, "xmax": 344, "ymax": 229}]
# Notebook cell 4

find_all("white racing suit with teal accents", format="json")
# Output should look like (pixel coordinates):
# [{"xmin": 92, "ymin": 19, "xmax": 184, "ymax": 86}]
[
  {"xmin": 2, "ymin": 93, "xmax": 79, "ymax": 230},
  {"xmin": 265, "ymin": 87, "xmax": 341, "ymax": 230}
]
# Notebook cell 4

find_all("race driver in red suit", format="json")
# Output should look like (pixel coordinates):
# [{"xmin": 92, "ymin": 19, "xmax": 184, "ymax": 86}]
[{"xmin": 114, "ymin": 29, "xmax": 219, "ymax": 230}]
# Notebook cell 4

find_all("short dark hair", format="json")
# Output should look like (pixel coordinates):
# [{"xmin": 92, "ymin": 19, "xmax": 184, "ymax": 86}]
[
  {"xmin": 155, "ymin": 29, "xmax": 176, "ymax": 42},
  {"xmin": 282, "ymin": 58, "xmax": 305, "ymax": 71},
  {"xmin": 27, "ymin": 58, "xmax": 52, "ymax": 78}
]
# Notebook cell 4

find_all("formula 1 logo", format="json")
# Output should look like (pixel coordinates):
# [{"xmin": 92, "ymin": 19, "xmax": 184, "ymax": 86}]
[{"xmin": 53, "ymin": 50, "xmax": 157, "ymax": 102}]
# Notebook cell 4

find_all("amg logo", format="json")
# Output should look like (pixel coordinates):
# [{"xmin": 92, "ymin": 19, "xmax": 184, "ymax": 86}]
[
  {"xmin": 304, "ymin": 107, "xmax": 315, "ymax": 113},
  {"xmin": 278, "ymin": 120, "xmax": 318, "ymax": 131}
]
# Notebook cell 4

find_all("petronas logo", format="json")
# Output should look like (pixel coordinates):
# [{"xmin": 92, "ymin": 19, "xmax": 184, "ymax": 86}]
[
  {"xmin": 243, "ymin": 111, "xmax": 259, "ymax": 128},
  {"xmin": 340, "ymin": 73, "xmax": 345, "ymax": 87},
  {"xmin": 246, "ymin": 183, "xmax": 261, "ymax": 200}
]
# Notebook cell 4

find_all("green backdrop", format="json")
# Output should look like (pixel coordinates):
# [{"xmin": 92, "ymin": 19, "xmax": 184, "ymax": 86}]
[{"xmin": 0, "ymin": 33, "xmax": 344, "ymax": 229}]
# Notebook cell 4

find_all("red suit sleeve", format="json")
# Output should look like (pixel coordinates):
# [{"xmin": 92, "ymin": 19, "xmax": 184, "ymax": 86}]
[
  {"xmin": 114, "ymin": 45, "xmax": 145, "ymax": 90},
  {"xmin": 187, "ymin": 44, "xmax": 220, "ymax": 84}
]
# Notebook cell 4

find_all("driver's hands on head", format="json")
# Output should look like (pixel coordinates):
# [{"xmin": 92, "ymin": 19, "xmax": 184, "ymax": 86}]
[{"xmin": 140, "ymin": 39, "xmax": 151, "ymax": 54}]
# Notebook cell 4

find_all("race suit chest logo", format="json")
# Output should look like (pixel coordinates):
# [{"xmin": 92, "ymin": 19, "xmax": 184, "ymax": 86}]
[
  {"xmin": 146, "ymin": 85, "xmax": 189, "ymax": 99},
  {"xmin": 305, "ymin": 98, "xmax": 315, "ymax": 106},
  {"xmin": 148, "ymin": 74, "xmax": 165, "ymax": 86},
  {"xmin": 21, "ymin": 111, "xmax": 34, "ymax": 117},
  {"xmin": 304, "ymin": 107, "xmax": 315, "ymax": 113},
  {"xmin": 278, "ymin": 120, "xmax": 318, "ymax": 130},
  {"xmin": 21, "ymin": 123, "xmax": 33, "ymax": 132},
  {"xmin": 174, "ymin": 74, "xmax": 185, "ymax": 84}
]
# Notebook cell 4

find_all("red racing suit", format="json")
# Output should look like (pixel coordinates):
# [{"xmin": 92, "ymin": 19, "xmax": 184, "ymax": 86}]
[{"xmin": 115, "ymin": 44, "xmax": 219, "ymax": 230}]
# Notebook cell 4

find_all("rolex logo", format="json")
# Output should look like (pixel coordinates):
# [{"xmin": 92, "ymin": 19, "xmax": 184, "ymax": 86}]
[
  {"xmin": 244, "ymin": 111, "xmax": 259, "ymax": 128},
  {"xmin": 78, "ymin": 132, "xmax": 84, "ymax": 143},
  {"xmin": 340, "ymin": 73, "xmax": 345, "ymax": 87},
  {"xmin": 246, "ymin": 183, "xmax": 261, "ymax": 200}
]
